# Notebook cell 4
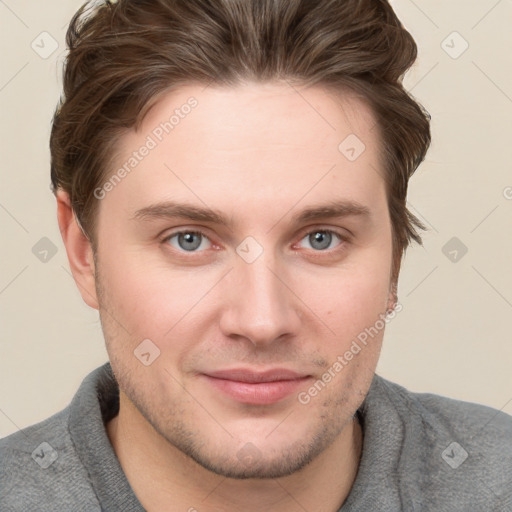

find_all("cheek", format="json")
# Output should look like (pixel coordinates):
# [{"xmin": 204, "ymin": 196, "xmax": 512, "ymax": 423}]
[
  {"xmin": 96, "ymin": 249, "xmax": 217, "ymax": 357},
  {"xmin": 295, "ymin": 258, "xmax": 391, "ymax": 335}
]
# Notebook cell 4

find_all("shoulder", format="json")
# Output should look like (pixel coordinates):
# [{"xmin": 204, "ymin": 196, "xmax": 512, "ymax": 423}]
[
  {"xmin": 368, "ymin": 375, "xmax": 512, "ymax": 509},
  {"xmin": 373, "ymin": 374, "xmax": 512, "ymax": 439},
  {"xmin": 0, "ymin": 405, "xmax": 100, "ymax": 511}
]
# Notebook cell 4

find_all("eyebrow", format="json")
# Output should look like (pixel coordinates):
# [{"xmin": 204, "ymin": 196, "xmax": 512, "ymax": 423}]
[{"xmin": 131, "ymin": 199, "xmax": 371, "ymax": 227}]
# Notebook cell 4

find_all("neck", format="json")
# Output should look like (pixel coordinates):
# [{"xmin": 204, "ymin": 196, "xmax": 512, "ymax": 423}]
[{"xmin": 107, "ymin": 391, "xmax": 363, "ymax": 512}]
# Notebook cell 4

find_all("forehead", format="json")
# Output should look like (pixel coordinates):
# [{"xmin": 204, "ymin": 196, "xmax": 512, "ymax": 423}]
[
  {"xmin": 99, "ymin": 81, "xmax": 386, "ymax": 225},
  {"xmin": 138, "ymin": 81, "xmax": 379, "ymax": 159}
]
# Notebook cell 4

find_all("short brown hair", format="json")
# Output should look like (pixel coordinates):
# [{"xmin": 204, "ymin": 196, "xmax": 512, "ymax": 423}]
[{"xmin": 50, "ymin": 0, "xmax": 431, "ymax": 283}]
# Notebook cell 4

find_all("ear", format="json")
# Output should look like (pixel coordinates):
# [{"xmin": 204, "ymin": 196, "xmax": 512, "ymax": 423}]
[
  {"xmin": 56, "ymin": 190, "xmax": 99, "ymax": 310},
  {"xmin": 386, "ymin": 280, "xmax": 398, "ymax": 314},
  {"xmin": 387, "ymin": 245, "xmax": 401, "ymax": 313}
]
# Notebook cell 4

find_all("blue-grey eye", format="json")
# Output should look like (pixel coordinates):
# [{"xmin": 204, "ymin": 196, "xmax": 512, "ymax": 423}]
[
  {"xmin": 166, "ymin": 231, "xmax": 211, "ymax": 252},
  {"xmin": 300, "ymin": 230, "xmax": 342, "ymax": 251}
]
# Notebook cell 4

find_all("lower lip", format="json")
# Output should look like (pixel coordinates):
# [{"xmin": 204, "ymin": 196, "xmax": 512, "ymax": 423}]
[{"xmin": 202, "ymin": 375, "xmax": 310, "ymax": 405}]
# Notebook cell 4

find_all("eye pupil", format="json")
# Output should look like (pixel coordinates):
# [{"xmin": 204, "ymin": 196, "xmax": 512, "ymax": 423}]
[{"xmin": 309, "ymin": 231, "xmax": 332, "ymax": 250}]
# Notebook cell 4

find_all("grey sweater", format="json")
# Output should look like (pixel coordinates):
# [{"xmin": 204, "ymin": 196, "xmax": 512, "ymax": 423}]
[{"xmin": 1, "ymin": 363, "xmax": 511, "ymax": 511}]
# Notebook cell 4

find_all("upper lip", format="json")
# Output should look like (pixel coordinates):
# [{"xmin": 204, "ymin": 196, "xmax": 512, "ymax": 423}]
[{"xmin": 204, "ymin": 368, "xmax": 309, "ymax": 383}]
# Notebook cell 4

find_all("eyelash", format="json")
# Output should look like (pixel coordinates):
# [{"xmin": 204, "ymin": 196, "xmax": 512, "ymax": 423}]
[{"xmin": 161, "ymin": 228, "xmax": 350, "ymax": 258}]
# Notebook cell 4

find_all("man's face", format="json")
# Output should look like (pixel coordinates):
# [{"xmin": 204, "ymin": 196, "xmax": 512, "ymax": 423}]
[{"xmin": 93, "ymin": 82, "xmax": 395, "ymax": 478}]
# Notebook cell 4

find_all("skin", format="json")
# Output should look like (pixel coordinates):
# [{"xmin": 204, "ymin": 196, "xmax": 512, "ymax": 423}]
[{"xmin": 57, "ymin": 81, "xmax": 397, "ymax": 511}]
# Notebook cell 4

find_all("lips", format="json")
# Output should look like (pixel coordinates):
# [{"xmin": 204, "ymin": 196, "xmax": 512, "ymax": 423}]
[
  {"xmin": 201, "ymin": 368, "xmax": 311, "ymax": 405},
  {"xmin": 205, "ymin": 368, "xmax": 306, "ymax": 383}
]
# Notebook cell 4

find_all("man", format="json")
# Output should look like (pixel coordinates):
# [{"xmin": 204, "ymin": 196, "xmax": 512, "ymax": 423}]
[{"xmin": 1, "ymin": 0, "xmax": 511, "ymax": 510}]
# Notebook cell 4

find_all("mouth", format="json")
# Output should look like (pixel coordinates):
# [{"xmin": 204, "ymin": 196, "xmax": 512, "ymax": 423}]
[{"xmin": 201, "ymin": 368, "xmax": 312, "ymax": 405}]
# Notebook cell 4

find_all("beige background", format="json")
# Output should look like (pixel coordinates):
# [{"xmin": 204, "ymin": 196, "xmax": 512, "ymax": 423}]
[{"xmin": 1, "ymin": 0, "xmax": 511, "ymax": 437}]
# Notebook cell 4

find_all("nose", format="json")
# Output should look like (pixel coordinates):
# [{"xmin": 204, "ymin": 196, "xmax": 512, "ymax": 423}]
[{"xmin": 218, "ymin": 249, "xmax": 301, "ymax": 347}]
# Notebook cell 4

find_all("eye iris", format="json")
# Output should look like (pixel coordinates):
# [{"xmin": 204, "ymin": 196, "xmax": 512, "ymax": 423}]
[
  {"xmin": 178, "ymin": 232, "xmax": 202, "ymax": 251},
  {"xmin": 309, "ymin": 231, "xmax": 332, "ymax": 250}
]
